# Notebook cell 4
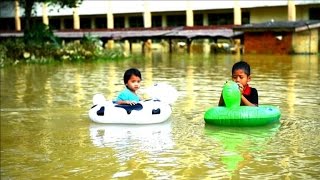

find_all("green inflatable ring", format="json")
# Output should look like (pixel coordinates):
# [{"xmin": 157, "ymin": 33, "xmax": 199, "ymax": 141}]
[{"xmin": 204, "ymin": 81, "xmax": 281, "ymax": 126}]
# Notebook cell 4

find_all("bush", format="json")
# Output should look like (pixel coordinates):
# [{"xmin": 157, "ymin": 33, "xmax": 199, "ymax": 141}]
[
  {"xmin": 55, "ymin": 41, "xmax": 95, "ymax": 61},
  {"xmin": 1, "ymin": 38, "xmax": 25, "ymax": 60},
  {"xmin": 0, "ymin": 33, "xmax": 130, "ymax": 67},
  {"xmin": 24, "ymin": 23, "xmax": 60, "ymax": 48},
  {"xmin": 0, "ymin": 43, "xmax": 8, "ymax": 67}
]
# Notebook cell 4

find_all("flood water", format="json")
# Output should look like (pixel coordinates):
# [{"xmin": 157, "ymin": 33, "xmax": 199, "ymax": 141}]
[{"xmin": 1, "ymin": 52, "xmax": 319, "ymax": 179}]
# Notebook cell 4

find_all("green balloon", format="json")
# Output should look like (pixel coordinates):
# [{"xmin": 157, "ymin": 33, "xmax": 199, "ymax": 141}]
[{"xmin": 222, "ymin": 81, "xmax": 241, "ymax": 108}]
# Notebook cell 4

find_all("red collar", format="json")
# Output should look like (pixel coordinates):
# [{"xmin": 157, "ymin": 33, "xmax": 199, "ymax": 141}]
[{"xmin": 243, "ymin": 84, "xmax": 251, "ymax": 96}]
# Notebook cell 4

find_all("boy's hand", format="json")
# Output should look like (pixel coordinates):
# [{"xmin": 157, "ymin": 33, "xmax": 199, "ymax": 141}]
[
  {"xmin": 237, "ymin": 83, "xmax": 244, "ymax": 94},
  {"xmin": 126, "ymin": 101, "xmax": 136, "ymax": 105}
]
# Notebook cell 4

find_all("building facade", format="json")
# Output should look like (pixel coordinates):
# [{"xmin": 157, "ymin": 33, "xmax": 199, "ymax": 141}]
[
  {"xmin": 0, "ymin": 0, "xmax": 319, "ymax": 54},
  {"xmin": 234, "ymin": 20, "xmax": 320, "ymax": 54},
  {"xmin": 1, "ymin": 0, "xmax": 319, "ymax": 31}
]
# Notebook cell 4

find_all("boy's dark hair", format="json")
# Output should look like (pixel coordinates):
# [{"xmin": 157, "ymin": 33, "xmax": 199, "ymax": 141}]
[
  {"xmin": 232, "ymin": 61, "xmax": 251, "ymax": 76},
  {"xmin": 123, "ymin": 68, "xmax": 142, "ymax": 84}
]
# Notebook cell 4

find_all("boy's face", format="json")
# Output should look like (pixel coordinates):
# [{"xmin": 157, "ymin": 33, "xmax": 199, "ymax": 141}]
[
  {"xmin": 231, "ymin": 69, "xmax": 251, "ymax": 87},
  {"xmin": 126, "ymin": 74, "xmax": 141, "ymax": 92}
]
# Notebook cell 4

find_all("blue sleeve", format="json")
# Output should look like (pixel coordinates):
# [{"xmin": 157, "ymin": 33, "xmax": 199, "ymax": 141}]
[
  {"xmin": 115, "ymin": 90, "xmax": 127, "ymax": 101},
  {"xmin": 115, "ymin": 88, "xmax": 140, "ymax": 102}
]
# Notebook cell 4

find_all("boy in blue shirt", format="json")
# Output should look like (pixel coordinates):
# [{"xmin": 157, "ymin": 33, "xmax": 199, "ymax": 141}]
[{"xmin": 115, "ymin": 68, "xmax": 142, "ymax": 105}]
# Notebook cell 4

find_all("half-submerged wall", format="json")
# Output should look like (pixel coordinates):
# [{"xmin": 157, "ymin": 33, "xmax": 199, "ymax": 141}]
[
  {"xmin": 292, "ymin": 28, "xmax": 319, "ymax": 54},
  {"xmin": 243, "ymin": 31, "xmax": 292, "ymax": 54},
  {"xmin": 234, "ymin": 20, "xmax": 320, "ymax": 54}
]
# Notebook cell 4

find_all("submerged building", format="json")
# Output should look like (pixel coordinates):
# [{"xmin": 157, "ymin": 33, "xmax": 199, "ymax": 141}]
[
  {"xmin": 234, "ymin": 20, "xmax": 320, "ymax": 54},
  {"xmin": 0, "ymin": 0, "xmax": 319, "ymax": 54}
]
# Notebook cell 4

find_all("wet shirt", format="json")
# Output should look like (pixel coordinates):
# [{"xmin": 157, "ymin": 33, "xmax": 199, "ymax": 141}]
[
  {"xmin": 242, "ymin": 87, "xmax": 258, "ymax": 106},
  {"xmin": 115, "ymin": 88, "xmax": 140, "ymax": 102}
]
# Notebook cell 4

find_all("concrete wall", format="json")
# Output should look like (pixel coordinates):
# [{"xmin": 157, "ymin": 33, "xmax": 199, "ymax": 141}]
[
  {"xmin": 250, "ymin": 5, "xmax": 318, "ymax": 23},
  {"xmin": 292, "ymin": 28, "xmax": 319, "ymax": 53},
  {"xmin": 296, "ymin": 5, "xmax": 315, "ymax": 20},
  {"xmin": 250, "ymin": 7, "xmax": 288, "ymax": 23},
  {"xmin": 1, "ymin": 1, "xmax": 319, "ymax": 18},
  {"xmin": 243, "ymin": 32, "xmax": 293, "ymax": 54}
]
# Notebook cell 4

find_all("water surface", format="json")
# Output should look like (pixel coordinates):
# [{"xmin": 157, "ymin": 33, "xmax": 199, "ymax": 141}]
[{"xmin": 1, "ymin": 53, "xmax": 319, "ymax": 179}]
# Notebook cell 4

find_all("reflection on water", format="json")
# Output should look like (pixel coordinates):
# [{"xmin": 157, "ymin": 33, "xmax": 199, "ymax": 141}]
[
  {"xmin": 89, "ymin": 120, "xmax": 174, "ymax": 178},
  {"xmin": 204, "ymin": 123, "xmax": 281, "ymax": 178},
  {"xmin": 1, "ymin": 53, "xmax": 319, "ymax": 179},
  {"xmin": 89, "ymin": 120, "xmax": 173, "ymax": 150}
]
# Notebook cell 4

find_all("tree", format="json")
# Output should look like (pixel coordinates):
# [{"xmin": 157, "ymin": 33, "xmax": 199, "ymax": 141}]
[
  {"xmin": 11, "ymin": 0, "xmax": 82, "ymax": 35},
  {"xmin": 27, "ymin": 0, "xmax": 82, "ymax": 45}
]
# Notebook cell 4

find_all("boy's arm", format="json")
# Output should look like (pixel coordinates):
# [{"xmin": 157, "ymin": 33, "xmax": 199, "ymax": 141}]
[
  {"xmin": 116, "ymin": 100, "xmax": 137, "ymax": 105},
  {"xmin": 115, "ymin": 92, "xmax": 133, "ymax": 105},
  {"xmin": 241, "ymin": 88, "xmax": 258, "ymax": 106},
  {"xmin": 115, "ymin": 91, "xmax": 139, "ymax": 105},
  {"xmin": 218, "ymin": 93, "xmax": 225, "ymax": 106},
  {"xmin": 241, "ymin": 96, "xmax": 256, "ymax": 106}
]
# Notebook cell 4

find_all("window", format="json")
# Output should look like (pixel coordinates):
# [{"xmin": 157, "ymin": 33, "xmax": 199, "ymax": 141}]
[
  {"xmin": 242, "ymin": 12, "xmax": 250, "ymax": 24},
  {"xmin": 0, "ymin": 18, "xmax": 15, "ymax": 30},
  {"xmin": 152, "ymin": 16, "xmax": 162, "ymax": 27},
  {"xmin": 95, "ymin": 17, "xmax": 107, "ymax": 29},
  {"xmin": 64, "ymin": 18, "xmax": 73, "ymax": 29},
  {"xmin": 167, "ymin": 15, "xmax": 186, "ymax": 27},
  {"xmin": 80, "ymin": 17, "xmax": 91, "ymax": 29},
  {"xmin": 129, "ymin": 16, "xmax": 143, "ymax": 28},
  {"xmin": 194, "ymin": 14, "xmax": 203, "ymax": 26},
  {"xmin": 309, "ymin": 8, "xmax": 320, "ymax": 20},
  {"xmin": 50, "ymin": 18, "xmax": 60, "ymax": 30},
  {"xmin": 208, "ymin": 13, "xmax": 233, "ymax": 25},
  {"xmin": 114, "ymin": 16, "xmax": 124, "ymax": 29}
]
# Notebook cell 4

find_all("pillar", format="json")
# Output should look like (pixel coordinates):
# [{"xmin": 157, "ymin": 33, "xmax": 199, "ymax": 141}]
[
  {"xmin": 233, "ymin": 0, "xmax": 242, "ymax": 55},
  {"xmin": 143, "ymin": 1, "xmax": 152, "ymax": 52},
  {"xmin": 90, "ymin": 17, "xmax": 95, "ymax": 29},
  {"xmin": 14, "ymin": 0, "xmax": 21, "ymax": 31},
  {"xmin": 143, "ymin": 1, "xmax": 152, "ymax": 28},
  {"xmin": 169, "ymin": 39, "xmax": 173, "ymax": 53},
  {"xmin": 186, "ymin": 39, "xmax": 192, "ymax": 53},
  {"xmin": 124, "ymin": 16, "xmax": 129, "ymax": 28},
  {"xmin": 161, "ymin": 15, "xmax": 167, "ymax": 28},
  {"xmin": 123, "ymin": 40, "xmax": 130, "ymax": 53},
  {"xmin": 203, "ymin": 39, "xmax": 210, "ymax": 54},
  {"xmin": 42, "ymin": 2, "xmax": 49, "ymax": 25},
  {"xmin": 203, "ymin": 13, "xmax": 208, "ymax": 26},
  {"xmin": 60, "ymin": 18, "xmax": 65, "ymax": 30},
  {"xmin": 186, "ymin": 1, "xmax": 194, "ymax": 27},
  {"xmin": 107, "ymin": 13, "xmax": 114, "ymax": 29},
  {"xmin": 233, "ymin": 0, "xmax": 241, "ymax": 25},
  {"xmin": 73, "ymin": 6, "xmax": 80, "ymax": 30},
  {"xmin": 288, "ymin": 0, "xmax": 296, "ymax": 21},
  {"xmin": 106, "ymin": 1, "xmax": 114, "ymax": 49},
  {"xmin": 107, "ymin": 0, "xmax": 114, "ymax": 29}
]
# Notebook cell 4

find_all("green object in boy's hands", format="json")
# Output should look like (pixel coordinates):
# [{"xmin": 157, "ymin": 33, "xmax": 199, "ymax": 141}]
[{"xmin": 222, "ymin": 81, "xmax": 241, "ymax": 108}]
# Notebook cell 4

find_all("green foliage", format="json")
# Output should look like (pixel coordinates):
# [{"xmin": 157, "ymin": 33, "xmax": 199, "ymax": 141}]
[
  {"xmin": 54, "ymin": 35, "xmax": 128, "ymax": 62},
  {"xmin": 16, "ymin": 0, "xmax": 83, "ymax": 35},
  {"xmin": 0, "ymin": 44, "xmax": 8, "ymax": 68},
  {"xmin": 99, "ymin": 49, "xmax": 128, "ymax": 60},
  {"xmin": 0, "ymin": 0, "xmax": 129, "ymax": 68},
  {"xmin": 0, "ymin": 35, "xmax": 130, "ymax": 68},
  {"xmin": 55, "ymin": 41, "xmax": 95, "ymax": 61},
  {"xmin": 48, "ymin": 0, "xmax": 83, "ymax": 8},
  {"xmin": 0, "ymin": 38, "xmax": 25, "ymax": 62},
  {"xmin": 0, "ymin": 37, "xmax": 58, "ymax": 67},
  {"xmin": 81, "ymin": 34, "xmax": 103, "ymax": 56},
  {"xmin": 24, "ymin": 23, "xmax": 60, "ymax": 47}
]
